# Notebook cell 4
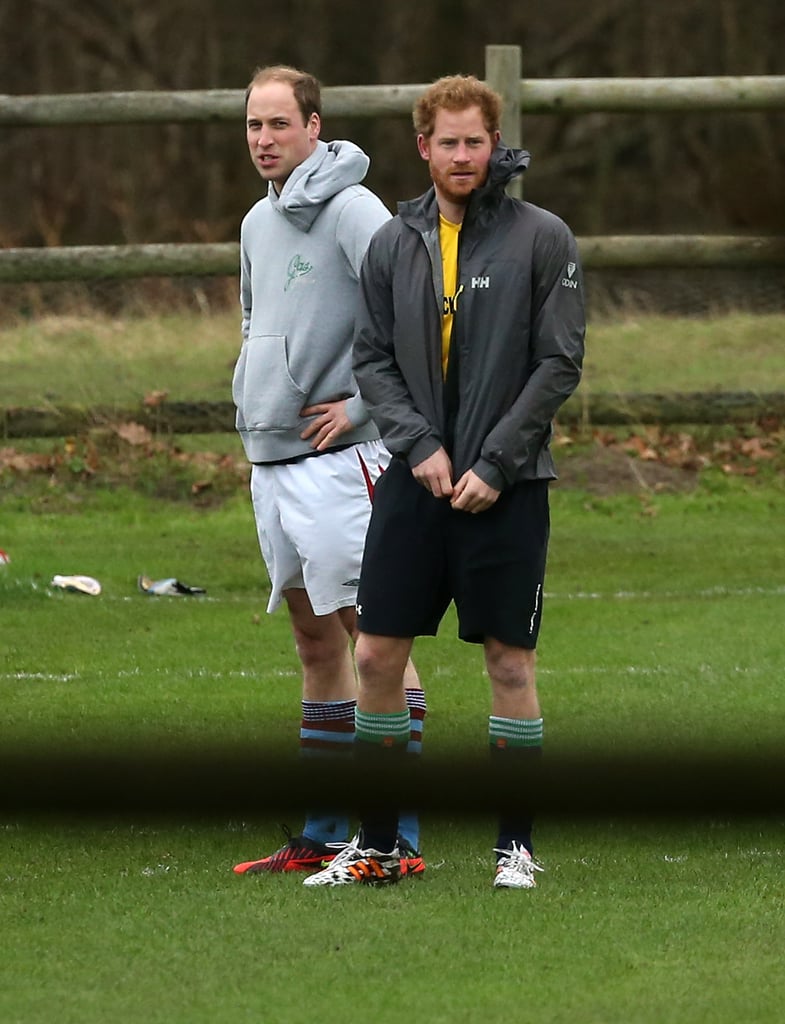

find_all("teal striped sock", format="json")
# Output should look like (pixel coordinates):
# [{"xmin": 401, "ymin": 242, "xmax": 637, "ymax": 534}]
[
  {"xmin": 355, "ymin": 708, "xmax": 411, "ymax": 747},
  {"xmin": 489, "ymin": 716, "xmax": 543, "ymax": 856},
  {"xmin": 489, "ymin": 715, "xmax": 544, "ymax": 750},
  {"xmin": 354, "ymin": 709, "xmax": 410, "ymax": 853}
]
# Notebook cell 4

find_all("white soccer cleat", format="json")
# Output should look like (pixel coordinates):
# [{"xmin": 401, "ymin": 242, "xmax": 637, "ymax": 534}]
[
  {"xmin": 138, "ymin": 575, "xmax": 205, "ymax": 596},
  {"xmin": 493, "ymin": 841, "xmax": 544, "ymax": 889},
  {"xmin": 303, "ymin": 834, "xmax": 401, "ymax": 887}
]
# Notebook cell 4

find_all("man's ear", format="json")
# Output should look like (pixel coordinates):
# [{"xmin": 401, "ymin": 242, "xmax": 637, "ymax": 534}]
[
  {"xmin": 416, "ymin": 134, "xmax": 430, "ymax": 161},
  {"xmin": 308, "ymin": 112, "xmax": 321, "ymax": 142}
]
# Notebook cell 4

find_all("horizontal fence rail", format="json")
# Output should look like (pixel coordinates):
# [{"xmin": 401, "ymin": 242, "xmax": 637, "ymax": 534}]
[
  {"xmin": 4, "ymin": 392, "xmax": 784, "ymax": 439},
  {"xmin": 2, "ymin": 50, "xmax": 783, "ymax": 439},
  {"xmin": 2, "ymin": 236, "xmax": 785, "ymax": 283},
  {"xmin": 3, "ymin": 76, "xmax": 785, "ymax": 126}
]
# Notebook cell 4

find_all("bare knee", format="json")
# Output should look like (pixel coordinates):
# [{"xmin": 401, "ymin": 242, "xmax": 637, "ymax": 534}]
[
  {"xmin": 484, "ymin": 639, "xmax": 539, "ymax": 718},
  {"xmin": 354, "ymin": 634, "xmax": 412, "ymax": 705},
  {"xmin": 486, "ymin": 637, "xmax": 535, "ymax": 682},
  {"xmin": 291, "ymin": 618, "xmax": 349, "ymax": 671},
  {"xmin": 284, "ymin": 592, "xmax": 349, "ymax": 669}
]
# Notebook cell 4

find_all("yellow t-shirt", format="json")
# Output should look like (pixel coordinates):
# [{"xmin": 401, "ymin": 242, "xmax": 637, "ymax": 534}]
[{"xmin": 439, "ymin": 214, "xmax": 462, "ymax": 378}]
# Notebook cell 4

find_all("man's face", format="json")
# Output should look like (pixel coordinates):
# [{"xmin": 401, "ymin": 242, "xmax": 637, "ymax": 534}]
[
  {"xmin": 417, "ymin": 105, "xmax": 499, "ymax": 211},
  {"xmin": 246, "ymin": 81, "xmax": 320, "ymax": 191}
]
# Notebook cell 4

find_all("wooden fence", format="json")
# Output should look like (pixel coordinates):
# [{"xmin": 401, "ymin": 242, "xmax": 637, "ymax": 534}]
[
  {"xmin": 2, "ymin": 45, "xmax": 785, "ymax": 282},
  {"xmin": 2, "ymin": 45, "xmax": 783, "ymax": 434}
]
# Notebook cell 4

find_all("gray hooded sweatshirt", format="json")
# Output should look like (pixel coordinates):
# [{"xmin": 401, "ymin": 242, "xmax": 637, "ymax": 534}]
[{"xmin": 232, "ymin": 139, "xmax": 390, "ymax": 463}]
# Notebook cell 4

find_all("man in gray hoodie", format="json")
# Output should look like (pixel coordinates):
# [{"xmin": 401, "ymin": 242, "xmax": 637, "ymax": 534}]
[{"xmin": 231, "ymin": 65, "xmax": 425, "ymax": 876}]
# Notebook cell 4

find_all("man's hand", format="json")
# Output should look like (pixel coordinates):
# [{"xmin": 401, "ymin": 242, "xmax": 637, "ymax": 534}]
[
  {"xmin": 450, "ymin": 469, "xmax": 500, "ymax": 513},
  {"xmin": 300, "ymin": 400, "xmax": 353, "ymax": 451},
  {"xmin": 412, "ymin": 448, "xmax": 454, "ymax": 498}
]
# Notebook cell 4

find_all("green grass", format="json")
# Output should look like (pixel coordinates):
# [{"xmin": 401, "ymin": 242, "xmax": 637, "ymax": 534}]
[
  {"xmin": 3, "ymin": 818, "xmax": 785, "ymax": 1024},
  {"xmin": 0, "ymin": 311, "xmax": 239, "ymax": 407},
  {"xmin": 2, "ymin": 309, "xmax": 785, "ymax": 1021},
  {"xmin": 2, "ymin": 483, "xmax": 785, "ymax": 1022},
  {"xmin": 1, "ymin": 309, "xmax": 784, "ymax": 408},
  {"xmin": 2, "ymin": 484, "xmax": 783, "ymax": 753},
  {"xmin": 583, "ymin": 312, "xmax": 785, "ymax": 393}
]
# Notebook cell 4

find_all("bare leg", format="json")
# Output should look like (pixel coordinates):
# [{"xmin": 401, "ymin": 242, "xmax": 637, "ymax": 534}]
[
  {"xmin": 354, "ymin": 632, "xmax": 413, "ymax": 712},
  {"xmin": 484, "ymin": 636, "xmax": 541, "ymax": 861},
  {"xmin": 484, "ymin": 638, "xmax": 539, "ymax": 719},
  {"xmin": 283, "ymin": 588, "xmax": 356, "ymax": 702},
  {"xmin": 338, "ymin": 605, "xmax": 422, "ymax": 693}
]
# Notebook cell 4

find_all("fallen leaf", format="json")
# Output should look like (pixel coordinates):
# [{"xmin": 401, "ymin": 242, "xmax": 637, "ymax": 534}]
[{"xmin": 115, "ymin": 422, "xmax": 153, "ymax": 446}]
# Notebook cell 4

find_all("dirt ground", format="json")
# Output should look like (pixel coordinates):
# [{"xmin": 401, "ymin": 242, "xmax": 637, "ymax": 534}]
[{"xmin": 554, "ymin": 446, "xmax": 699, "ymax": 496}]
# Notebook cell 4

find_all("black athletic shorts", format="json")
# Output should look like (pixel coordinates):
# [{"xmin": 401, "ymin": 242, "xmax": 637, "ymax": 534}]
[{"xmin": 356, "ymin": 457, "xmax": 550, "ymax": 648}]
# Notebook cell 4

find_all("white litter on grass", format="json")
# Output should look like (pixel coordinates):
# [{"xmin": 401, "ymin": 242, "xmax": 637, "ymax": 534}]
[{"xmin": 50, "ymin": 574, "xmax": 102, "ymax": 596}]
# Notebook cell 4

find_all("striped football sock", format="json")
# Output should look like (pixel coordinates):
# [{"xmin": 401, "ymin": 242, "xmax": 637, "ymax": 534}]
[
  {"xmin": 397, "ymin": 688, "xmax": 427, "ymax": 851},
  {"xmin": 300, "ymin": 699, "xmax": 355, "ymax": 845}
]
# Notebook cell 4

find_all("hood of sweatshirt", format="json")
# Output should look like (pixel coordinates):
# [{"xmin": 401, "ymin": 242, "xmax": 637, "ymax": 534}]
[{"xmin": 268, "ymin": 139, "xmax": 371, "ymax": 232}]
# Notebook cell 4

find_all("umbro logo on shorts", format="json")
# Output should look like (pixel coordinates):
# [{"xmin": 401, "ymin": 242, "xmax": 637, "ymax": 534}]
[{"xmin": 342, "ymin": 578, "xmax": 361, "ymax": 587}]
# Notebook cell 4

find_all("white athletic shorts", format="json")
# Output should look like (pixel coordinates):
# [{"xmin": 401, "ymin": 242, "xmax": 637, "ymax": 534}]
[{"xmin": 250, "ymin": 440, "xmax": 390, "ymax": 616}]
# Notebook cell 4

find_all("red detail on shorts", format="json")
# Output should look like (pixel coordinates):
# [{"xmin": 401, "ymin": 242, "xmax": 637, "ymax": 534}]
[
  {"xmin": 356, "ymin": 451, "xmax": 376, "ymax": 502},
  {"xmin": 495, "ymin": 738, "xmax": 508, "ymax": 749}
]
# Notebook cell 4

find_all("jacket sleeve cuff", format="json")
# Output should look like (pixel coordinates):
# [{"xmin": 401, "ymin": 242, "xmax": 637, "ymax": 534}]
[
  {"xmin": 472, "ymin": 457, "xmax": 507, "ymax": 491},
  {"xmin": 407, "ymin": 435, "xmax": 443, "ymax": 469}
]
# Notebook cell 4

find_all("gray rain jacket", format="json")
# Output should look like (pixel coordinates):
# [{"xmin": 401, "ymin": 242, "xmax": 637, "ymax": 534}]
[{"xmin": 353, "ymin": 145, "xmax": 585, "ymax": 489}]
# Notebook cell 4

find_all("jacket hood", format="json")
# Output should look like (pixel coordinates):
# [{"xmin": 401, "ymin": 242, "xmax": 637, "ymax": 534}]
[
  {"xmin": 398, "ymin": 142, "xmax": 531, "ymax": 227},
  {"xmin": 486, "ymin": 142, "xmax": 531, "ymax": 188},
  {"xmin": 269, "ymin": 139, "xmax": 371, "ymax": 231}
]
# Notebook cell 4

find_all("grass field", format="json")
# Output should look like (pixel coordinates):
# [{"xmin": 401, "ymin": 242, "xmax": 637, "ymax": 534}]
[
  {"xmin": 2, "ymin": 310, "xmax": 785, "ymax": 1022},
  {"xmin": 1, "ymin": 309, "xmax": 784, "ymax": 408}
]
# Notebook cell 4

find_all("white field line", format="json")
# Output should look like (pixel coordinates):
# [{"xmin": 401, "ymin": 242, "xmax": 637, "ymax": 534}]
[
  {"xmin": 4, "ymin": 664, "xmax": 770, "ymax": 684},
  {"xmin": 2, "ymin": 667, "xmax": 299, "ymax": 683},
  {"xmin": 8, "ymin": 583, "xmax": 784, "ymax": 602},
  {"xmin": 547, "ymin": 584, "xmax": 785, "ymax": 601}
]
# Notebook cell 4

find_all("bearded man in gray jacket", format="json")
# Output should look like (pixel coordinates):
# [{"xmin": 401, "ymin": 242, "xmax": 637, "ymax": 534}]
[
  {"xmin": 231, "ymin": 65, "xmax": 424, "ymax": 877},
  {"xmin": 305, "ymin": 74, "xmax": 585, "ymax": 891}
]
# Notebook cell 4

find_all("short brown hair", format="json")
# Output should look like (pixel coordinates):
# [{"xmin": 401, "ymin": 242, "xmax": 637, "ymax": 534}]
[
  {"xmin": 413, "ymin": 74, "xmax": 502, "ymax": 138},
  {"xmin": 245, "ymin": 65, "xmax": 321, "ymax": 123}
]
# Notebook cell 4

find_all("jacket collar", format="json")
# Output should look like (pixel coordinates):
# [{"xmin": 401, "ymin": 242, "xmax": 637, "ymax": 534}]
[{"xmin": 398, "ymin": 143, "xmax": 531, "ymax": 232}]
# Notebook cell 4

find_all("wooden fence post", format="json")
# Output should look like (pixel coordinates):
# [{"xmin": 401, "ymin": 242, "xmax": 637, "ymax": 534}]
[{"xmin": 485, "ymin": 44, "xmax": 523, "ymax": 199}]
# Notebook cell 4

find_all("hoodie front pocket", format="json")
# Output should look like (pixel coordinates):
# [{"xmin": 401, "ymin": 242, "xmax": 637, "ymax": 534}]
[{"xmin": 233, "ymin": 334, "xmax": 307, "ymax": 431}]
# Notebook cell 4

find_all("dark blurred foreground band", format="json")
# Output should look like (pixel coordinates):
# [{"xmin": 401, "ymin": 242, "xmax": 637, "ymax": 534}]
[{"xmin": 2, "ymin": 747, "xmax": 784, "ymax": 818}]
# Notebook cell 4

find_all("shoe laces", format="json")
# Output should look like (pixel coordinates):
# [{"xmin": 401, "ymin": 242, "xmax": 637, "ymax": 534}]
[
  {"xmin": 322, "ymin": 834, "xmax": 364, "ymax": 868},
  {"xmin": 493, "ymin": 841, "xmax": 544, "ymax": 878}
]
